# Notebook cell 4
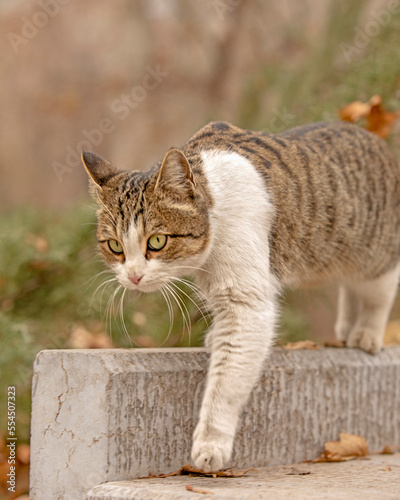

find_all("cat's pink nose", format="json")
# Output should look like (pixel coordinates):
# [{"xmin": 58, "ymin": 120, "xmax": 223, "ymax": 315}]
[{"xmin": 128, "ymin": 275, "xmax": 143, "ymax": 285}]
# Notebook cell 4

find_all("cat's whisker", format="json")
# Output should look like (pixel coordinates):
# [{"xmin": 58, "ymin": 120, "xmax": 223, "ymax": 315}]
[
  {"xmin": 117, "ymin": 287, "xmax": 141, "ymax": 347},
  {"xmin": 80, "ymin": 203, "xmax": 97, "ymax": 214},
  {"xmin": 105, "ymin": 283, "xmax": 122, "ymax": 336},
  {"xmin": 106, "ymin": 285, "xmax": 118, "ymax": 337},
  {"xmin": 89, "ymin": 277, "xmax": 118, "ymax": 313},
  {"xmin": 81, "ymin": 203, "xmax": 96, "ymax": 210},
  {"xmin": 82, "ymin": 269, "xmax": 114, "ymax": 289},
  {"xmin": 104, "ymin": 285, "xmax": 114, "ymax": 330},
  {"xmin": 100, "ymin": 212, "xmax": 117, "ymax": 229},
  {"xmin": 173, "ymin": 277, "xmax": 210, "ymax": 310},
  {"xmin": 170, "ymin": 280, "xmax": 211, "ymax": 328},
  {"xmin": 97, "ymin": 198, "xmax": 117, "ymax": 228},
  {"xmin": 99, "ymin": 279, "xmax": 119, "ymax": 311},
  {"xmin": 172, "ymin": 265, "xmax": 212, "ymax": 275},
  {"xmin": 164, "ymin": 283, "xmax": 191, "ymax": 346},
  {"xmin": 81, "ymin": 222, "xmax": 98, "ymax": 228},
  {"xmin": 158, "ymin": 286, "xmax": 175, "ymax": 347},
  {"xmin": 94, "ymin": 255, "xmax": 108, "ymax": 263},
  {"xmin": 161, "ymin": 286, "xmax": 174, "ymax": 337},
  {"xmin": 172, "ymin": 278, "xmax": 211, "ymax": 317}
]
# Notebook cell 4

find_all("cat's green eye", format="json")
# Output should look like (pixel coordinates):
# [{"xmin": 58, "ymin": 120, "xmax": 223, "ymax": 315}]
[
  {"xmin": 107, "ymin": 239, "xmax": 124, "ymax": 254},
  {"xmin": 148, "ymin": 234, "xmax": 167, "ymax": 251}
]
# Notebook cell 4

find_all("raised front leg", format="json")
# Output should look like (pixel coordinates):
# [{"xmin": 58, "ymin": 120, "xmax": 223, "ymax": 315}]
[{"xmin": 191, "ymin": 292, "xmax": 277, "ymax": 472}]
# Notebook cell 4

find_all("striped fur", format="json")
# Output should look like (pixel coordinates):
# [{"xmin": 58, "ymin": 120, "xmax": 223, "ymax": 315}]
[{"xmin": 83, "ymin": 120, "xmax": 400, "ymax": 472}]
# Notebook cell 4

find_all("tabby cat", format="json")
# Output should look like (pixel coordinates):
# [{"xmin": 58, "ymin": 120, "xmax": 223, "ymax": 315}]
[{"xmin": 82, "ymin": 120, "xmax": 400, "ymax": 472}]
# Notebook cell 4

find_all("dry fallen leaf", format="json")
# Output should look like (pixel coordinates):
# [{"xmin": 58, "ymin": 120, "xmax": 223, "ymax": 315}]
[
  {"xmin": 142, "ymin": 464, "xmax": 253, "ymax": 479},
  {"xmin": 324, "ymin": 340, "xmax": 345, "ymax": 348},
  {"xmin": 383, "ymin": 321, "xmax": 400, "ymax": 346},
  {"xmin": 339, "ymin": 95, "xmax": 400, "ymax": 139},
  {"xmin": 313, "ymin": 433, "xmax": 369, "ymax": 462},
  {"xmin": 186, "ymin": 485, "xmax": 214, "ymax": 494},
  {"xmin": 325, "ymin": 433, "xmax": 368, "ymax": 460},
  {"xmin": 283, "ymin": 340, "xmax": 321, "ymax": 350},
  {"xmin": 340, "ymin": 100, "xmax": 371, "ymax": 122},
  {"xmin": 380, "ymin": 444, "xmax": 399, "ymax": 455},
  {"xmin": 366, "ymin": 96, "xmax": 400, "ymax": 138}
]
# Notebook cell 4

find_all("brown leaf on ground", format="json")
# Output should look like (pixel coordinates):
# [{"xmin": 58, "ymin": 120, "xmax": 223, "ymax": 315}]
[
  {"xmin": 324, "ymin": 339, "xmax": 345, "ymax": 348},
  {"xmin": 67, "ymin": 324, "xmax": 114, "ymax": 349},
  {"xmin": 186, "ymin": 484, "xmax": 214, "ymax": 494},
  {"xmin": 339, "ymin": 95, "xmax": 400, "ymax": 139},
  {"xmin": 313, "ymin": 433, "xmax": 369, "ymax": 462},
  {"xmin": 383, "ymin": 321, "xmax": 400, "ymax": 346},
  {"xmin": 283, "ymin": 340, "xmax": 321, "ymax": 350},
  {"xmin": 141, "ymin": 464, "xmax": 253, "ymax": 479},
  {"xmin": 380, "ymin": 444, "xmax": 399, "ymax": 455}
]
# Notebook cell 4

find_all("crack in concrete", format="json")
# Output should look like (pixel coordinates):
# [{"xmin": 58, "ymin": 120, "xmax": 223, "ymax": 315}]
[{"xmin": 55, "ymin": 358, "xmax": 71, "ymax": 423}]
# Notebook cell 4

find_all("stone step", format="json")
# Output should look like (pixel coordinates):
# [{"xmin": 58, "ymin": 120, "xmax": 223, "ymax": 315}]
[
  {"xmin": 86, "ymin": 453, "xmax": 400, "ymax": 500},
  {"xmin": 29, "ymin": 347, "xmax": 400, "ymax": 499}
]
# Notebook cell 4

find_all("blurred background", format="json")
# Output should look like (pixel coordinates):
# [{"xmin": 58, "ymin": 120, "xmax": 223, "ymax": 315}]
[{"xmin": 1, "ymin": 0, "xmax": 400, "ymax": 495}]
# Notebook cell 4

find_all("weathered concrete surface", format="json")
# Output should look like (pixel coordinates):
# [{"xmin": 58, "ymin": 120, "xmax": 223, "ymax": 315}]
[
  {"xmin": 87, "ymin": 453, "xmax": 400, "ymax": 500},
  {"xmin": 30, "ymin": 347, "xmax": 400, "ymax": 499}
]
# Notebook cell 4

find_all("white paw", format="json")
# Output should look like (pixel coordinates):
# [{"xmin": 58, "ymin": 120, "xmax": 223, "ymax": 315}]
[
  {"xmin": 191, "ymin": 441, "xmax": 228, "ymax": 472},
  {"xmin": 191, "ymin": 426, "xmax": 233, "ymax": 472},
  {"xmin": 346, "ymin": 327, "xmax": 383, "ymax": 354}
]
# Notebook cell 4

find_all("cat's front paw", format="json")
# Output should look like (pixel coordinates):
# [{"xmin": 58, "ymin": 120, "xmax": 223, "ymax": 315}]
[
  {"xmin": 191, "ymin": 424, "xmax": 233, "ymax": 472},
  {"xmin": 346, "ymin": 327, "xmax": 383, "ymax": 354},
  {"xmin": 191, "ymin": 438, "xmax": 231, "ymax": 472}
]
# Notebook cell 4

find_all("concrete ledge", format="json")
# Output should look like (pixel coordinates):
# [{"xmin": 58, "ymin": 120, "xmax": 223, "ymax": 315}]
[
  {"xmin": 29, "ymin": 347, "xmax": 400, "ymax": 499},
  {"xmin": 86, "ymin": 453, "xmax": 400, "ymax": 500}
]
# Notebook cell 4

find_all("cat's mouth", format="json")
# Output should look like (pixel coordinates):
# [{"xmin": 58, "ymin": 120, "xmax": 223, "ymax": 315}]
[{"xmin": 122, "ymin": 278, "xmax": 160, "ymax": 294}]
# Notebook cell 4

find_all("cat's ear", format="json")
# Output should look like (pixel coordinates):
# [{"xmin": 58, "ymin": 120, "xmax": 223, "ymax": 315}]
[
  {"xmin": 155, "ymin": 148, "xmax": 195, "ymax": 194},
  {"xmin": 81, "ymin": 152, "xmax": 119, "ymax": 189}
]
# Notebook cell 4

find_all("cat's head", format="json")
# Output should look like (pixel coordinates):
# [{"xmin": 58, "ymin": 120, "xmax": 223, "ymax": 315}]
[{"xmin": 82, "ymin": 149, "xmax": 211, "ymax": 292}]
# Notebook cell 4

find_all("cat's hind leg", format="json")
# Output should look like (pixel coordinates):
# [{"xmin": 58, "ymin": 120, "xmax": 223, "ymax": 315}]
[
  {"xmin": 344, "ymin": 263, "xmax": 400, "ymax": 354},
  {"xmin": 335, "ymin": 284, "xmax": 360, "ymax": 343}
]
